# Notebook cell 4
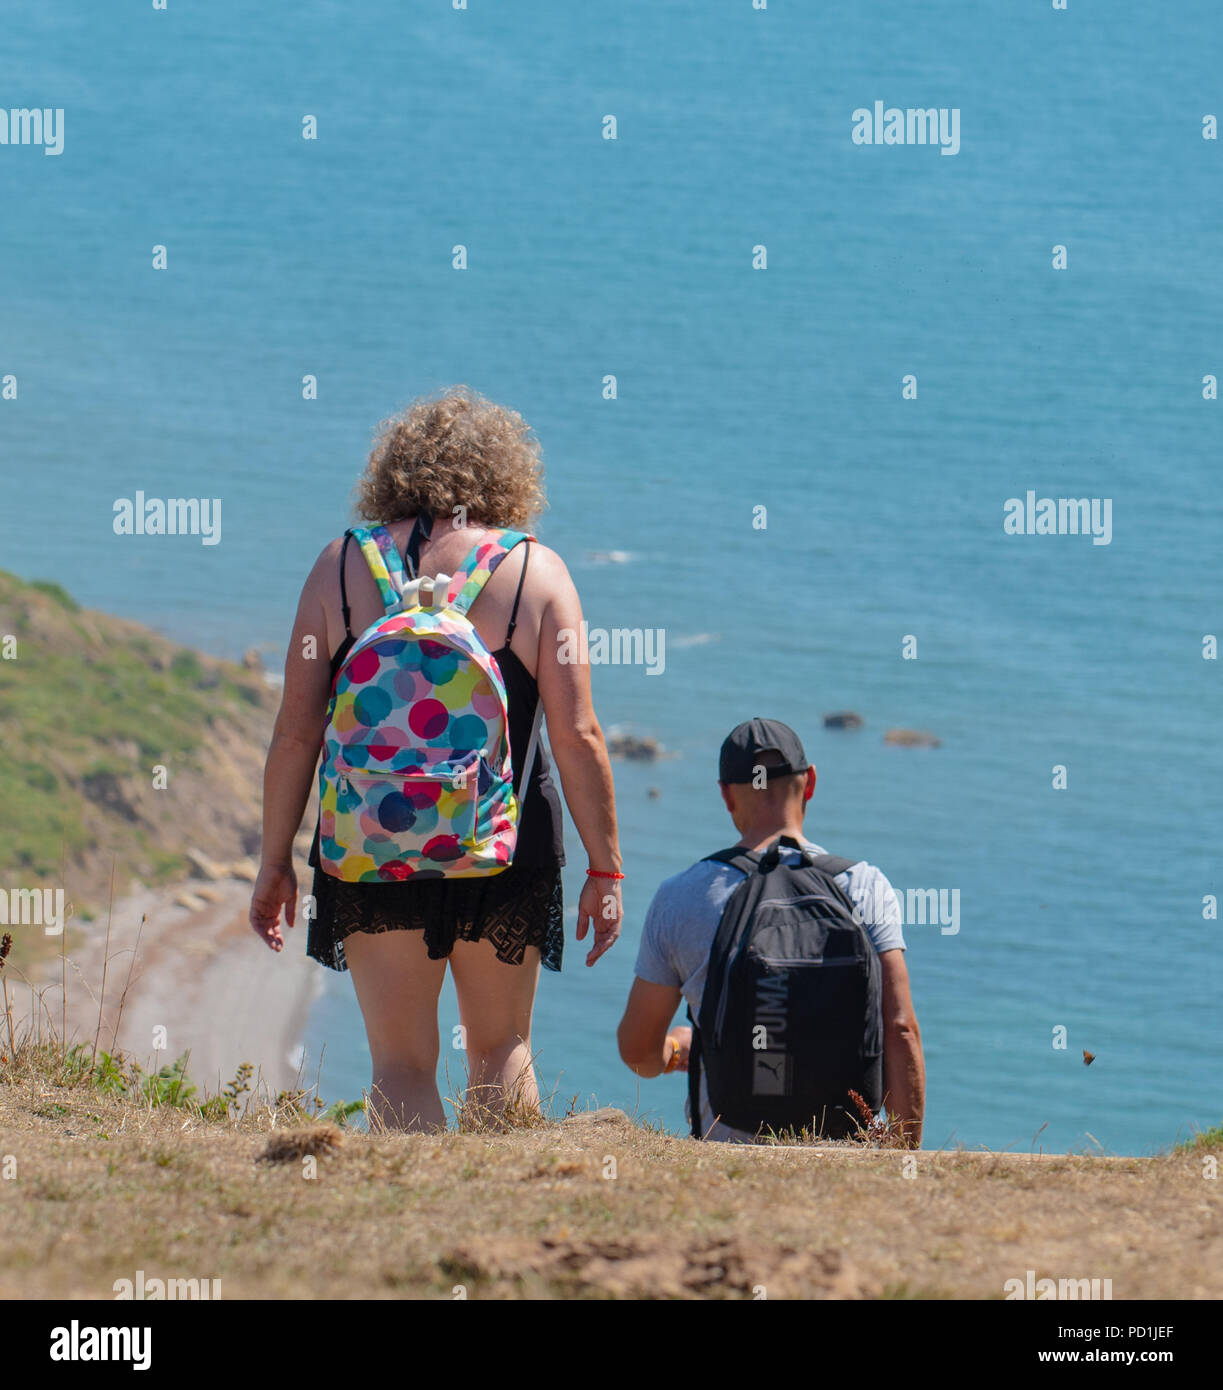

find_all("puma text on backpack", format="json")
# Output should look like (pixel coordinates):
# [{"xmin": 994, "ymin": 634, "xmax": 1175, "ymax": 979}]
[
  {"xmin": 688, "ymin": 835, "xmax": 883, "ymax": 1139},
  {"xmin": 317, "ymin": 524, "xmax": 540, "ymax": 883}
]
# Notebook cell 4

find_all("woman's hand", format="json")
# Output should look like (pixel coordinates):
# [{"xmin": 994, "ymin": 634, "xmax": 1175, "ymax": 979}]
[
  {"xmin": 249, "ymin": 862, "xmax": 297, "ymax": 952},
  {"xmin": 576, "ymin": 873, "xmax": 622, "ymax": 967}
]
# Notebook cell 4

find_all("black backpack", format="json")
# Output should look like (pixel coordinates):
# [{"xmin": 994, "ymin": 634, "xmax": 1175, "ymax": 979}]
[{"xmin": 688, "ymin": 834, "xmax": 883, "ymax": 1140}]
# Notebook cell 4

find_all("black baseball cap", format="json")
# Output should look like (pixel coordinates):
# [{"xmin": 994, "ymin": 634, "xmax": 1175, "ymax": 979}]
[{"xmin": 718, "ymin": 718, "xmax": 809, "ymax": 785}]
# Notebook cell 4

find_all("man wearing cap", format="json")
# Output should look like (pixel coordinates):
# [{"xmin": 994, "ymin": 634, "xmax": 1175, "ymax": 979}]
[{"xmin": 616, "ymin": 718, "xmax": 925, "ymax": 1144}]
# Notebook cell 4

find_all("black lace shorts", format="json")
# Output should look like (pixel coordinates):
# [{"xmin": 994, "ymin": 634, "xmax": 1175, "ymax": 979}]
[{"xmin": 306, "ymin": 859, "xmax": 564, "ymax": 975}]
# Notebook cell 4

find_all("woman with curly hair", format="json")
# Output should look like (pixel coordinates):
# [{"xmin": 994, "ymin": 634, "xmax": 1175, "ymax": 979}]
[{"xmin": 249, "ymin": 387, "xmax": 623, "ymax": 1129}]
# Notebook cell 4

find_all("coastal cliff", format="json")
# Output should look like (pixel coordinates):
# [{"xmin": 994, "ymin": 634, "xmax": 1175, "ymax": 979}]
[
  {"xmin": 0, "ymin": 569, "xmax": 318, "ymax": 1093},
  {"xmin": 0, "ymin": 568, "xmax": 279, "ymax": 925}
]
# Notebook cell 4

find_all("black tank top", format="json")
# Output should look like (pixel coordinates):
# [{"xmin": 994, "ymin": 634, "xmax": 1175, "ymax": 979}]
[{"xmin": 309, "ymin": 528, "xmax": 565, "ymax": 870}]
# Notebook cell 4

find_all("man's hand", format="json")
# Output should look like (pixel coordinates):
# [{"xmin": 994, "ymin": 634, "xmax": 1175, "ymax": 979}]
[
  {"xmin": 664, "ymin": 1025, "xmax": 693, "ymax": 1072},
  {"xmin": 249, "ymin": 862, "xmax": 296, "ymax": 952},
  {"xmin": 618, "ymin": 977, "xmax": 684, "ymax": 1077}
]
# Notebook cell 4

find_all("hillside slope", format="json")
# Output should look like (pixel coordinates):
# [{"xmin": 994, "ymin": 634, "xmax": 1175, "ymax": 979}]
[{"xmin": 0, "ymin": 570, "xmax": 280, "ymax": 963}]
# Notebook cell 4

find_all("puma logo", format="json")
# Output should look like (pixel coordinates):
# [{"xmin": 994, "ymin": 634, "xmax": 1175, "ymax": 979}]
[{"xmin": 752, "ymin": 1051, "xmax": 788, "ymax": 1097}]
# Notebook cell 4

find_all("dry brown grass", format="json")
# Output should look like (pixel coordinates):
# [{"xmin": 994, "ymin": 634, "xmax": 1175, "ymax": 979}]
[
  {"xmin": 2, "ymin": 929, "xmax": 1219, "ymax": 1301},
  {"xmin": 1, "ymin": 1060, "xmax": 1220, "ymax": 1300}
]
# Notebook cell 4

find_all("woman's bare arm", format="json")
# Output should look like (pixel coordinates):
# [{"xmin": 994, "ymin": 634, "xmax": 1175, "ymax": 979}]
[
  {"xmin": 249, "ymin": 546, "xmax": 336, "ymax": 950},
  {"xmin": 530, "ymin": 547, "xmax": 623, "ymax": 966}
]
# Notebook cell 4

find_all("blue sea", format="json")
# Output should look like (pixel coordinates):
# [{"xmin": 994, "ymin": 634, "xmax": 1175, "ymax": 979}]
[{"xmin": 3, "ymin": 0, "xmax": 1220, "ymax": 1154}]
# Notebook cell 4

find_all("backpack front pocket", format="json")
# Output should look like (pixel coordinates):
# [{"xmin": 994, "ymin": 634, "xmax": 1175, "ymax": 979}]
[{"xmin": 320, "ymin": 750, "xmax": 484, "ymax": 879}]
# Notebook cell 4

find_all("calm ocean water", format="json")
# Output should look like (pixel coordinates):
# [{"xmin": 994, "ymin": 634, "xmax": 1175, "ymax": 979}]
[{"xmin": 3, "ymin": 1, "xmax": 1220, "ymax": 1153}]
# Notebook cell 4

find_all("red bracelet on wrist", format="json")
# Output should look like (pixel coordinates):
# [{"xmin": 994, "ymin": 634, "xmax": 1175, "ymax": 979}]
[{"xmin": 585, "ymin": 868, "xmax": 625, "ymax": 880}]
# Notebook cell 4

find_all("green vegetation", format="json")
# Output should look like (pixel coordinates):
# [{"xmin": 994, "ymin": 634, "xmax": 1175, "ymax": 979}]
[
  {"xmin": 0, "ymin": 568, "xmax": 274, "ymax": 911},
  {"xmin": 15, "ymin": 1040, "xmax": 324, "ymax": 1128},
  {"xmin": 1176, "ymin": 1121, "xmax": 1223, "ymax": 1151}
]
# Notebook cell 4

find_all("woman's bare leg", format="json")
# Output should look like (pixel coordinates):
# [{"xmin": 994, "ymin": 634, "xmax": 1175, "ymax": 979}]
[
  {"xmin": 344, "ymin": 930, "xmax": 447, "ymax": 1131},
  {"xmin": 449, "ymin": 938, "xmax": 542, "ymax": 1124}
]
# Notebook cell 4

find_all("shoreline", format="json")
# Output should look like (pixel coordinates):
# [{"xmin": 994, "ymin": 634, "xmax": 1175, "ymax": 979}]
[{"xmin": 16, "ymin": 871, "xmax": 323, "ymax": 1101}]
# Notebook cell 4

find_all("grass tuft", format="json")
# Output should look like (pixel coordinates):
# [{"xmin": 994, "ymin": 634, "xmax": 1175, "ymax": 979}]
[{"xmin": 258, "ymin": 1125, "xmax": 345, "ymax": 1165}]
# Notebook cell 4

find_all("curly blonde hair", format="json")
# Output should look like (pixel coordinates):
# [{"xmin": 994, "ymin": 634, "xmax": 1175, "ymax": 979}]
[{"xmin": 356, "ymin": 386, "xmax": 546, "ymax": 528}]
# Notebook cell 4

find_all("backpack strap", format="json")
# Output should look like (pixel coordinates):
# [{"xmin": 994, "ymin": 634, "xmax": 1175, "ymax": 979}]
[
  {"xmin": 350, "ymin": 525, "xmax": 413, "ymax": 613},
  {"xmin": 806, "ymin": 852, "xmax": 856, "ymax": 878},
  {"xmin": 687, "ymin": 1003, "xmax": 704, "ymax": 1140},
  {"xmin": 446, "ymin": 529, "xmax": 533, "ymax": 616},
  {"xmin": 707, "ymin": 838, "xmax": 856, "ymax": 880},
  {"xmin": 515, "ymin": 700, "xmax": 543, "ymax": 798},
  {"xmin": 702, "ymin": 846, "xmax": 762, "ymax": 876},
  {"xmin": 338, "ymin": 532, "xmax": 356, "ymax": 639}
]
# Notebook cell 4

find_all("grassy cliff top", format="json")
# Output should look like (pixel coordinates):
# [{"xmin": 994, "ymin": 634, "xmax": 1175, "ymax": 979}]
[{"xmin": 0, "ymin": 1043, "xmax": 1219, "ymax": 1300}]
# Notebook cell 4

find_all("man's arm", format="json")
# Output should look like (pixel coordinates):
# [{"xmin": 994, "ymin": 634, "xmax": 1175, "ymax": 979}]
[
  {"xmin": 879, "ymin": 948, "xmax": 924, "ymax": 1147},
  {"xmin": 618, "ymin": 978, "xmax": 685, "ymax": 1078}
]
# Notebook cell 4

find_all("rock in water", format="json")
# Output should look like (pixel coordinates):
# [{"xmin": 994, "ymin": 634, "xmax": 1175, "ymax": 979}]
[
  {"xmin": 607, "ymin": 732, "xmax": 662, "ymax": 761},
  {"xmin": 883, "ymin": 728, "xmax": 941, "ymax": 749},
  {"xmin": 823, "ymin": 711, "xmax": 864, "ymax": 730}
]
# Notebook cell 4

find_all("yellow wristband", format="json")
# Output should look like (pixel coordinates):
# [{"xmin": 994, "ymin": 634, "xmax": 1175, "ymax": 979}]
[{"xmin": 664, "ymin": 1035, "xmax": 681, "ymax": 1073}]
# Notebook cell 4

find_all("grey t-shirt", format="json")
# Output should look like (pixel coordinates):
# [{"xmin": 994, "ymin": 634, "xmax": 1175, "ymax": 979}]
[{"xmin": 633, "ymin": 838, "xmax": 906, "ymax": 1143}]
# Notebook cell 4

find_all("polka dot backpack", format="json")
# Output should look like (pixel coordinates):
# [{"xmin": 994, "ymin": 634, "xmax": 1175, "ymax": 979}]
[{"xmin": 317, "ymin": 523, "xmax": 541, "ymax": 882}]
